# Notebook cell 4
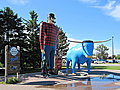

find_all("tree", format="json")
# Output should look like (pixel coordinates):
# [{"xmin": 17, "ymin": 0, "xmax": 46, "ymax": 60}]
[
  {"xmin": 23, "ymin": 10, "xmax": 41, "ymax": 69},
  {"xmin": 0, "ymin": 7, "xmax": 26, "ymax": 65},
  {"xmin": 0, "ymin": 9, "xmax": 5, "ymax": 64},
  {"xmin": 57, "ymin": 29, "xmax": 69, "ymax": 58},
  {"xmin": 95, "ymin": 44, "xmax": 109, "ymax": 59},
  {"xmin": 116, "ymin": 54, "xmax": 120, "ymax": 59},
  {"xmin": 0, "ymin": 9, "xmax": 4, "ymax": 44}
]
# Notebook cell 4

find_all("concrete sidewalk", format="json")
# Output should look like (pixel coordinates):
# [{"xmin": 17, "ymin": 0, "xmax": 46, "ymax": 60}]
[{"xmin": 0, "ymin": 69, "xmax": 120, "ymax": 90}]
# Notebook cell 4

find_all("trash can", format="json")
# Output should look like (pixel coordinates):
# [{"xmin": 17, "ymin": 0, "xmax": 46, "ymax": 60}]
[{"xmin": 54, "ymin": 56, "xmax": 62, "ymax": 69}]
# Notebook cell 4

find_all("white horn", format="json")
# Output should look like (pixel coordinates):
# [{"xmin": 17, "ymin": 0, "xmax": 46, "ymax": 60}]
[
  {"xmin": 68, "ymin": 40, "xmax": 83, "ymax": 43},
  {"xmin": 93, "ymin": 39, "xmax": 111, "ymax": 43}
]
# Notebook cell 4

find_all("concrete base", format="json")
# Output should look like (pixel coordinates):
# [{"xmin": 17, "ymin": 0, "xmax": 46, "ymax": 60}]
[{"xmin": 58, "ymin": 69, "xmax": 88, "ymax": 76}]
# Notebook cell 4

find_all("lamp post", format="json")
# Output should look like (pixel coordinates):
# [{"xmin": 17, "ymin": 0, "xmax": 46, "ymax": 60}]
[{"xmin": 112, "ymin": 36, "xmax": 115, "ymax": 62}]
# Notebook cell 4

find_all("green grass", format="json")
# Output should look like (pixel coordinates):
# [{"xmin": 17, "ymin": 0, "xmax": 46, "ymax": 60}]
[
  {"xmin": 62, "ymin": 66, "xmax": 120, "ymax": 70},
  {"xmin": 84, "ymin": 66, "xmax": 120, "ymax": 70},
  {"xmin": 62, "ymin": 66, "xmax": 71, "ymax": 69},
  {"xmin": 0, "ymin": 82, "xmax": 6, "ymax": 84}
]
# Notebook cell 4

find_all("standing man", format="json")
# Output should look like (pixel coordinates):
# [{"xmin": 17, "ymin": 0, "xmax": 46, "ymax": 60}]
[{"xmin": 39, "ymin": 13, "xmax": 59, "ymax": 75}]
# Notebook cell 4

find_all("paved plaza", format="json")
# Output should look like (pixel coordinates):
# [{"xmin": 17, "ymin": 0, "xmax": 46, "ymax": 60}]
[{"xmin": 0, "ymin": 67, "xmax": 120, "ymax": 90}]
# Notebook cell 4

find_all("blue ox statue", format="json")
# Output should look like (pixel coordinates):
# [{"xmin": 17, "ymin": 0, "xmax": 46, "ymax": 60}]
[{"xmin": 66, "ymin": 39, "xmax": 111, "ymax": 74}]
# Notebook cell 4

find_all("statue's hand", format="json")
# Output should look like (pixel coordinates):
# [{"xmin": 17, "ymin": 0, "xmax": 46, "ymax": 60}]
[{"xmin": 41, "ymin": 49, "xmax": 45, "ymax": 54}]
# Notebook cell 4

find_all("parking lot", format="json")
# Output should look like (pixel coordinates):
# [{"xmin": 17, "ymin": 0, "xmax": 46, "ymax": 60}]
[
  {"xmin": 92, "ymin": 59, "xmax": 120, "ymax": 64},
  {"xmin": 90, "ymin": 63, "xmax": 120, "ymax": 66}
]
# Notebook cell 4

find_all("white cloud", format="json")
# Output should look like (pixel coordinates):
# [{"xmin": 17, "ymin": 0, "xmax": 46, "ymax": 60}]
[
  {"xmin": 105, "ymin": 1, "xmax": 115, "ymax": 10},
  {"xmin": 108, "ymin": 5, "xmax": 120, "ymax": 20},
  {"xmin": 79, "ymin": 0, "xmax": 120, "ymax": 21},
  {"xmin": 8, "ymin": 0, "xmax": 29, "ymax": 5},
  {"xmin": 79, "ymin": 0, "xmax": 97, "ymax": 3},
  {"xmin": 93, "ymin": 1, "xmax": 120, "ymax": 20},
  {"xmin": 94, "ymin": 1, "xmax": 115, "ymax": 10}
]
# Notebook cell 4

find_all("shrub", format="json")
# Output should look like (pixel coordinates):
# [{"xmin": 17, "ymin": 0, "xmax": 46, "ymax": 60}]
[
  {"xmin": 7, "ymin": 77, "xmax": 19, "ymax": 84},
  {"xmin": 0, "ymin": 62, "xmax": 3, "ymax": 67}
]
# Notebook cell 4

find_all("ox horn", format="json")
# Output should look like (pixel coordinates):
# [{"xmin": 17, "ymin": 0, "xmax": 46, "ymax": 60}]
[
  {"xmin": 68, "ymin": 40, "xmax": 82, "ymax": 43},
  {"xmin": 93, "ymin": 39, "xmax": 112, "ymax": 43},
  {"xmin": 68, "ymin": 39, "xmax": 111, "ymax": 43}
]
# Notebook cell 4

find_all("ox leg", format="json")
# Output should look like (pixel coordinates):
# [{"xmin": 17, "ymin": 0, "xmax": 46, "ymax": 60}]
[
  {"xmin": 86, "ymin": 59, "xmax": 92, "ymax": 73},
  {"xmin": 77, "ymin": 63, "xmax": 80, "ymax": 70},
  {"xmin": 66, "ymin": 60, "xmax": 70, "ymax": 73},
  {"xmin": 72, "ymin": 59, "xmax": 77, "ymax": 74}
]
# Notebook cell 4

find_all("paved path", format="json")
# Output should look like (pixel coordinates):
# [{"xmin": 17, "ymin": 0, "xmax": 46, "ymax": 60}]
[
  {"xmin": 0, "ymin": 63, "xmax": 120, "ymax": 90},
  {"xmin": 1, "ymin": 69, "xmax": 120, "ymax": 90}
]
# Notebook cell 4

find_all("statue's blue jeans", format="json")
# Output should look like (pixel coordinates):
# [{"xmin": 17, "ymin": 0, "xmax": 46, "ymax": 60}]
[{"xmin": 41, "ymin": 45, "xmax": 56, "ymax": 70}]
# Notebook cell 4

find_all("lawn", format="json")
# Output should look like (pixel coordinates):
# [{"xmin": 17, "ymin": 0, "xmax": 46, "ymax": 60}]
[
  {"xmin": 62, "ymin": 66, "xmax": 120, "ymax": 70},
  {"xmin": 0, "ymin": 82, "xmax": 6, "ymax": 84},
  {"xmin": 83, "ymin": 66, "xmax": 120, "ymax": 70}
]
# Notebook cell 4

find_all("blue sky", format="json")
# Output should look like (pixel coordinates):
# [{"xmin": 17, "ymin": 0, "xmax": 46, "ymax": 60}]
[{"xmin": 0, "ymin": 0, "xmax": 120, "ymax": 56}]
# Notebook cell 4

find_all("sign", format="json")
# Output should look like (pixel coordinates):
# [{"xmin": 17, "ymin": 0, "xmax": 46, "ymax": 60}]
[
  {"xmin": 10, "ymin": 47, "xmax": 18, "ymax": 56},
  {"xmin": 7, "ymin": 46, "xmax": 20, "ymax": 74},
  {"xmin": 5, "ymin": 45, "xmax": 20, "ymax": 83}
]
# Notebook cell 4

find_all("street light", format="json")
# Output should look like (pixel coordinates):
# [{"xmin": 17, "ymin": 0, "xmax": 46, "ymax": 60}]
[{"xmin": 112, "ymin": 36, "xmax": 115, "ymax": 63}]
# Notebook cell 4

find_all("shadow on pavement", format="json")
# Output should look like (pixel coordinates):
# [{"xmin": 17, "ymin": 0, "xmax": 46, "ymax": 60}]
[{"xmin": 22, "ymin": 81, "xmax": 59, "ymax": 85}]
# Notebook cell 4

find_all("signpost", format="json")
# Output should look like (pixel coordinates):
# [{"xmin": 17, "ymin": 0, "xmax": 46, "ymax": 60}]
[
  {"xmin": 5, "ymin": 45, "xmax": 20, "ymax": 83},
  {"xmin": 5, "ymin": 45, "xmax": 8, "ymax": 83}
]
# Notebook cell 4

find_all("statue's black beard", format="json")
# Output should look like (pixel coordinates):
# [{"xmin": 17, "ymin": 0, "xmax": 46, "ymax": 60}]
[{"xmin": 52, "ymin": 20, "xmax": 56, "ymax": 23}]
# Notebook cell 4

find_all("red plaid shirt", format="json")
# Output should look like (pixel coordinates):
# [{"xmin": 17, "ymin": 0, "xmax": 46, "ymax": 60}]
[{"xmin": 39, "ymin": 22, "xmax": 59, "ymax": 49}]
